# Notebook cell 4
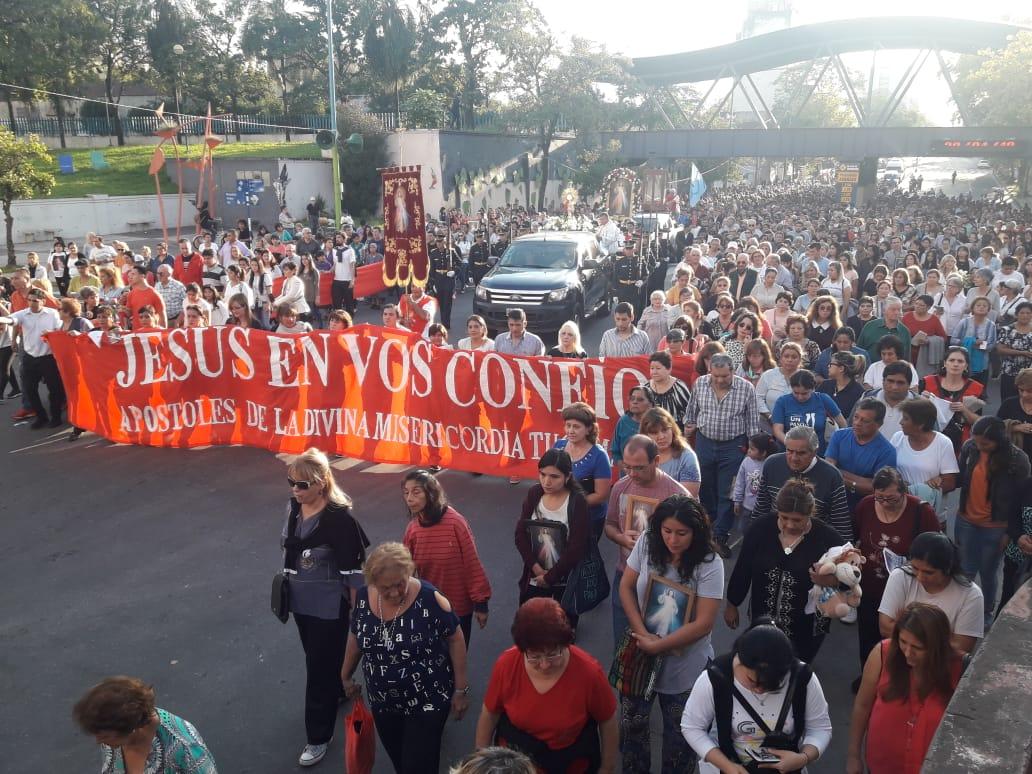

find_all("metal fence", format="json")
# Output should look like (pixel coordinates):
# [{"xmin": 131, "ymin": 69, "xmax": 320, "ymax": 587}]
[{"xmin": 0, "ymin": 110, "xmax": 565, "ymax": 137}]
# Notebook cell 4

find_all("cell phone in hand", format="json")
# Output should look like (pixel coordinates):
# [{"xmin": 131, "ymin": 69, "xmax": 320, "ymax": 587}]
[{"xmin": 745, "ymin": 747, "xmax": 781, "ymax": 764}]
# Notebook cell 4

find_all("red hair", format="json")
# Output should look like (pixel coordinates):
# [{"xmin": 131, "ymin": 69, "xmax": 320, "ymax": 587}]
[{"xmin": 510, "ymin": 598, "xmax": 573, "ymax": 651}]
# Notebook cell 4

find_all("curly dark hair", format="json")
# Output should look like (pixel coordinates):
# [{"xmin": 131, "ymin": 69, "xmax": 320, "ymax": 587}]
[{"xmin": 645, "ymin": 495, "xmax": 717, "ymax": 582}]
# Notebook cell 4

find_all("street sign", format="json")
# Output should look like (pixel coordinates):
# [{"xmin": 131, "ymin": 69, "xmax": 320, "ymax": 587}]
[{"xmin": 223, "ymin": 192, "xmax": 237, "ymax": 205}]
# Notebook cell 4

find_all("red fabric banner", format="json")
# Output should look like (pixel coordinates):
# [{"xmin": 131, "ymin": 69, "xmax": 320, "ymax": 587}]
[
  {"xmin": 270, "ymin": 265, "xmax": 387, "ymax": 307},
  {"xmin": 47, "ymin": 326, "xmax": 649, "ymax": 478},
  {"xmin": 381, "ymin": 166, "xmax": 429, "ymax": 288}
]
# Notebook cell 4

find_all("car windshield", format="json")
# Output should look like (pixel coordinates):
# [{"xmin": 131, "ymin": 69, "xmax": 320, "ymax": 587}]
[{"xmin": 498, "ymin": 242, "xmax": 577, "ymax": 270}]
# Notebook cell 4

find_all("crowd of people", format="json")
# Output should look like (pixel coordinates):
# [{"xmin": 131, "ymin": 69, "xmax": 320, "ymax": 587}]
[{"xmin": 7, "ymin": 180, "xmax": 1032, "ymax": 772}]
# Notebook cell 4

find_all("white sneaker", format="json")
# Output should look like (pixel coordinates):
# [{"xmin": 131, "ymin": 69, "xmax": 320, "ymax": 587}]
[{"xmin": 299, "ymin": 743, "xmax": 328, "ymax": 767}]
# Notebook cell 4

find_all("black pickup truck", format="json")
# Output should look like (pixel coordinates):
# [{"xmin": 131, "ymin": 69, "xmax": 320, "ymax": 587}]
[{"xmin": 473, "ymin": 231, "xmax": 614, "ymax": 336}]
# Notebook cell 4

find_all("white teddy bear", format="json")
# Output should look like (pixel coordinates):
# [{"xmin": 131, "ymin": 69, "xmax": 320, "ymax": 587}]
[{"xmin": 804, "ymin": 542, "xmax": 865, "ymax": 620}]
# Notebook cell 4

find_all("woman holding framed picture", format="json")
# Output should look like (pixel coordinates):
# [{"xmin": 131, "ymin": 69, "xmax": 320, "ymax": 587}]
[
  {"xmin": 515, "ymin": 449, "xmax": 591, "ymax": 628},
  {"xmin": 617, "ymin": 495, "xmax": 724, "ymax": 773}
]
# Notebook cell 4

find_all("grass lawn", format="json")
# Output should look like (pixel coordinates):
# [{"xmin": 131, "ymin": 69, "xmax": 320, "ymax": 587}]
[{"xmin": 38, "ymin": 141, "xmax": 324, "ymax": 199}]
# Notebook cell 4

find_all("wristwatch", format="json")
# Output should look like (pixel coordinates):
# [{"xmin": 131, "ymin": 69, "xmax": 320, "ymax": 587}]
[{"xmin": 454, "ymin": 685, "xmax": 471, "ymax": 695}]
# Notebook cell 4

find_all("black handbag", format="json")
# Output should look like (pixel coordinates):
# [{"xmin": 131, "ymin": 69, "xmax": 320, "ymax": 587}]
[
  {"xmin": 560, "ymin": 538, "xmax": 610, "ymax": 617},
  {"xmin": 271, "ymin": 502, "xmax": 302, "ymax": 623}
]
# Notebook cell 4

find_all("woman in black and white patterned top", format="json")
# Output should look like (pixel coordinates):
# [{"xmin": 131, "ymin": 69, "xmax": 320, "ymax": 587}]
[{"xmin": 342, "ymin": 542, "xmax": 470, "ymax": 774}]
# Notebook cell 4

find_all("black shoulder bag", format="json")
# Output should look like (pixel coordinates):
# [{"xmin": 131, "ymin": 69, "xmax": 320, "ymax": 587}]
[{"xmin": 272, "ymin": 500, "xmax": 302, "ymax": 623}]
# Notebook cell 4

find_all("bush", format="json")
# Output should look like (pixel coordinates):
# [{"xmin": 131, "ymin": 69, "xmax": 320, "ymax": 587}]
[{"xmin": 337, "ymin": 104, "xmax": 389, "ymax": 218}]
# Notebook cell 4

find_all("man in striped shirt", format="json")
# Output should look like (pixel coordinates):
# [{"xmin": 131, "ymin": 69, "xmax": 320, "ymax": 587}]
[
  {"xmin": 598, "ymin": 302, "xmax": 651, "ymax": 357},
  {"xmin": 751, "ymin": 425, "xmax": 853, "ymax": 542},
  {"xmin": 684, "ymin": 353, "xmax": 761, "ymax": 555}
]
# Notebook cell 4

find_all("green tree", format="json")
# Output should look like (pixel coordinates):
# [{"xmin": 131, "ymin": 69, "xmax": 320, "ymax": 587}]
[
  {"xmin": 363, "ymin": 1, "xmax": 419, "ymax": 126},
  {"xmin": 0, "ymin": 129, "xmax": 55, "ymax": 264},
  {"xmin": 496, "ymin": 16, "xmax": 628, "ymax": 210},
  {"xmin": 337, "ymin": 105, "xmax": 388, "ymax": 218},
  {"xmin": 84, "ymin": 0, "xmax": 151, "ymax": 146},
  {"xmin": 433, "ymin": 0, "xmax": 528, "ymax": 129},
  {"xmin": 771, "ymin": 61, "xmax": 855, "ymax": 128},
  {"xmin": 145, "ymin": 0, "xmax": 189, "ymax": 104},
  {"xmin": 953, "ymin": 31, "xmax": 1032, "ymax": 193},
  {"xmin": 241, "ymin": 2, "xmax": 322, "ymax": 140},
  {"xmin": 0, "ymin": 0, "xmax": 45, "ymax": 128},
  {"xmin": 953, "ymin": 31, "xmax": 1032, "ymax": 126},
  {"xmin": 21, "ymin": 0, "xmax": 101, "ymax": 149},
  {"xmin": 405, "ymin": 89, "xmax": 449, "ymax": 129}
]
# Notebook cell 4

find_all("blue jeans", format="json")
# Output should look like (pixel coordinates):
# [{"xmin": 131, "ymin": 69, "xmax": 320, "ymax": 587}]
[
  {"xmin": 612, "ymin": 569, "xmax": 629, "ymax": 650},
  {"xmin": 620, "ymin": 691, "xmax": 696, "ymax": 774},
  {"xmin": 955, "ymin": 516, "xmax": 1006, "ymax": 625},
  {"xmin": 695, "ymin": 433, "xmax": 746, "ymax": 542}
]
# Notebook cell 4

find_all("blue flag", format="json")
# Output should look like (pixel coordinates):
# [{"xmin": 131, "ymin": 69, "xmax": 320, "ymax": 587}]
[{"xmin": 688, "ymin": 163, "xmax": 707, "ymax": 207}]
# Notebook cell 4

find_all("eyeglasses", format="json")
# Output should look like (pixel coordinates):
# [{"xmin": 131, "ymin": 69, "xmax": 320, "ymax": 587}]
[
  {"xmin": 718, "ymin": 303, "xmax": 733, "ymax": 309},
  {"xmin": 287, "ymin": 477, "xmax": 313, "ymax": 490},
  {"xmin": 524, "ymin": 650, "xmax": 564, "ymax": 665},
  {"xmin": 874, "ymin": 492, "xmax": 903, "ymax": 504}
]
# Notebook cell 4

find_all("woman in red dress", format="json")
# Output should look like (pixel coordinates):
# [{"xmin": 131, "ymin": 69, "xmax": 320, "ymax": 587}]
[
  {"xmin": 475, "ymin": 598, "xmax": 618, "ymax": 773},
  {"xmin": 846, "ymin": 602, "xmax": 963, "ymax": 774}
]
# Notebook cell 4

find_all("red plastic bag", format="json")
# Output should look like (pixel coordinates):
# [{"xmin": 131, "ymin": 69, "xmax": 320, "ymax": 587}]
[{"xmin": 344, "ymin": 697, "xmax": 375, "ymax": 774}]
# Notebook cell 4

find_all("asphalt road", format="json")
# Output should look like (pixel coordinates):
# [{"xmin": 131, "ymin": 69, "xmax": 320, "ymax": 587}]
[{"xmin": 0, "ymin": 284, "xmax": 874, "ymax": 773}]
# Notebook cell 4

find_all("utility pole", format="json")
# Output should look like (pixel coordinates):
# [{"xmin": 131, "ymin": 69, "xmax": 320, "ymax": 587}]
[{"xmin": 327, "ymin": 0, "xmax": 342, "ymax": 229}]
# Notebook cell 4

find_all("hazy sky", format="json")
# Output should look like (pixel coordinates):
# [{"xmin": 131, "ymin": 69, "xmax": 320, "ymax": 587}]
[{"xmin": 535, "ymin": 0, "xmax": 1027, "ymax": 124}]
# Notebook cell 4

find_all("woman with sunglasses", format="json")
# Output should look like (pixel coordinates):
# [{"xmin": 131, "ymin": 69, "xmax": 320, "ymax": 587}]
[
  {"xmin": 280, "ymin": 449, "xmax": 369, "ymax": 767},
  {"xmin": 705, "ymin": 292, "xmax": 736, "ymax": 340},
  {"xmin": 401, "ymin": 469, "xmax": 492, "ymax": 646}
]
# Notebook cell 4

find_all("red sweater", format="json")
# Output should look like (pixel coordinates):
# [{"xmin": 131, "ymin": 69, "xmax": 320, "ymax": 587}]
[{"xmin": 403, "ymin": 507, "xmax": 491, "ymax": 616}]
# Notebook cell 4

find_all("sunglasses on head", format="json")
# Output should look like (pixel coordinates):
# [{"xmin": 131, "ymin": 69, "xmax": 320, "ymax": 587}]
[{"xmin": 287, "ymin": 477, "xmax": 313, "ymax": 490}]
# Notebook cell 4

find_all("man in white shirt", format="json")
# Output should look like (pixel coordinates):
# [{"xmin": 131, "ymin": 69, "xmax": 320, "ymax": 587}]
[
  {"xmin": 330, "ymin": 240, "xmax": 357, "ymax": 315},
  {"xmin": 88, "ymin": 235, "xmax": 117, "ymax": 264},
  {"xmin": 218, "ymin": 230, "xmax": 252, "ymax": 267},
  {"xmin": 598, "ymin": 302, "xmax": 652, "ymax": 357},
  {"xmin": 9, "ymin": 289, "xmax": 64, "ymax": 428},
  {"xmin": 595, "ymin": 212, "xmax": 624, "ymax": 256}
]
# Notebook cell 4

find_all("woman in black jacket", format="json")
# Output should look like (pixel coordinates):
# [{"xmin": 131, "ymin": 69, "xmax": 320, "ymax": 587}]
[
  {"xmin": 281, "ymin": 448, "xmax": 369, "ymax": 768},
  {"xmin": 955, "ymin": 416, "xmax": 1031, "ymax": 628},
  {"xmin": 515, "ymin": 449, "xmax": 590, "ymax": 627}
]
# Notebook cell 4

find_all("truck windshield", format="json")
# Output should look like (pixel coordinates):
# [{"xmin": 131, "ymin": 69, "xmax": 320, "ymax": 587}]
[{"xmin": 498, "ymin": 242, "xmax": 577, "ymax": 270}]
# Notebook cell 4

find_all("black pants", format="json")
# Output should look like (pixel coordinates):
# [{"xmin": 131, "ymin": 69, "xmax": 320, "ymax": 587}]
[
  {"xmin": 1001, "ymin": 373, "xmax": 1018, "ymax": 404},
  {"xmin": 332, "ymin": 279, "xmax": 355, "ymax": 316},
  {"xmin": 856, "ymin": 592, "xmax": 882, "ymax": 670},
  {"xmin": 0, "ymin": 346, "xmax": 17, "ymax": 396},
  {"xmin": 56, "ymin": 275, "xmax": 70, "ymax": 297},
  {"xmin": 373, "ymin": 706, "xmax": 450, "ymax": 774},
  {"xmin": 432, "ymin": 275, "xmax": 455, "ymax": 330},
  {"xmin": 458, "ymin": 613, "xmax": 473, "ymax": 648},
  {"xmin": 23, "ymin": 353, "xmax": 65, "ymax": 423},
  {"xmin": 998, "ymin": 556, "xmax": 1030, "ymax": 617},
  {"xmin": 294, "ymin": 603, "xmax": 349, "ymax": 745}
]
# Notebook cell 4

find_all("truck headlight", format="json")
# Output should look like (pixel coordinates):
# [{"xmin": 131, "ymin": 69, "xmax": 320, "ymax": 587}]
[
  {"xmin": 475, "ymin": 285, "xmax": 488, "ymax": 300},
  {"xmin": 546, "ymin": 286, "xmax": 569, "ymax": 301}
]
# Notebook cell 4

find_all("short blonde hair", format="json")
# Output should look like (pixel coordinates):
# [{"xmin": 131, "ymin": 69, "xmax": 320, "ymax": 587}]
[
  {"xmin": 556, "ymin": 320, "xmax": 583, "ymax": 351},
  {"xmin": 363, "ymin": 542, "xmax": 415, "ymax": 585},
  {"xmin": 286, "ymin": 448, "xmax": 352, "ymax": 508}
]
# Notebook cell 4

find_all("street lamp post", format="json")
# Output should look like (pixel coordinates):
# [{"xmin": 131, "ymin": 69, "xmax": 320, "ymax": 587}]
[
  {"xmin": 326, "ymin": 0, "xmax": 342, "ymax": 229},
  {"xmin": 172, "ymin": 44, "xmax": 188, "ymax": 148}
]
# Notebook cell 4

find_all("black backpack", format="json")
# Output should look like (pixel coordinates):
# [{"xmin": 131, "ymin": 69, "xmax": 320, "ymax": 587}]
[{"xmin": 706, "ymin": 653, "xmax": 812, "ymax": 772}]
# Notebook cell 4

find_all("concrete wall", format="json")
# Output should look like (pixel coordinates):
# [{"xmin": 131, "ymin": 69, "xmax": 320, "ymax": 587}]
[
  {"xmin": 10, "ymin": 194, "xmax": 192, "ymax": 243},
  {"xmin": 923, "ymin": 578, "xmax": 1032, "ymax": 773},
  {"xmin": 386, "ymin": 129, "xmax": 579, "ymax": 218}
]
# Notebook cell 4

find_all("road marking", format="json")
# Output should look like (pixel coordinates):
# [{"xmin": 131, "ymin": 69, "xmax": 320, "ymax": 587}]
[
  {"xmin": 7, "ymin": 432, "xmax": 74, "ymax": 454},
  {"xmin": 362, "ymin": 463, "xmax": 412, "ymax": 474},
  {"xmin": 330, "ymin": 457, "xmax": 363, "ymax": 471}
]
